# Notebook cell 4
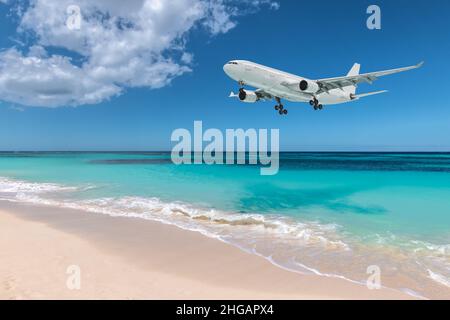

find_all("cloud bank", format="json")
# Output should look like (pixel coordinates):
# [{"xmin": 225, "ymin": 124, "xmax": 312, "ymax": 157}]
[{"xmin": 0, "ymin": 0, "xmax": 278, "ymax": 107}]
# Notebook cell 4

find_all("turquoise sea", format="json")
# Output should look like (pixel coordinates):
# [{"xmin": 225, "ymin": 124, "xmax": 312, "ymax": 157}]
[{"xmin": 1, "ymin": 152, "xmax": 449, "ymax": 298}]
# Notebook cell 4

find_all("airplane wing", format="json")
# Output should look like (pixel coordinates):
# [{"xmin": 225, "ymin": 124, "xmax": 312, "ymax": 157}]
[
  {"xmin": 352, "ymin": 90, "xmax": 388, "ymax": 99},
  {"xmin": 255, "ymin": 89, "xmax": 273, "ymax": 100},
  {"xmin": 316, "ymin": 61, "xmax": 424, "ymax": 93}
]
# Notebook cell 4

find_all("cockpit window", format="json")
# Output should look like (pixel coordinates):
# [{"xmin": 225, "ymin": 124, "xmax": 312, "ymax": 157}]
[{"xmin": 228, "ymin": 61, "xmax": 238, "ymax": 65}]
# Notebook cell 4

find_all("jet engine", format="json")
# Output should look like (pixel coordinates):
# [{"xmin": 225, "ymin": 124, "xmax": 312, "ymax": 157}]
[
  {"xmin": 238, "ymin": 89, "xmax": 259, "ymax": 103},
  {"xmin": 299, "ymin": 80, "xmax": 320, "ymax": 93}
]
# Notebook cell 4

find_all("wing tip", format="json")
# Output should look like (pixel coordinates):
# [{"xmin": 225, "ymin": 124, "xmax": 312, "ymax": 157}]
[{"xmin": 417, "ymin": 61, "xmax": 425, "ymax": 68}]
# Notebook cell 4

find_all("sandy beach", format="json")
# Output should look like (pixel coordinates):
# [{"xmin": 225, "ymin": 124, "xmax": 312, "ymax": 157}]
[{"xmin": 0, "ymin": 201, "xmax": 413, "ymax": 300}]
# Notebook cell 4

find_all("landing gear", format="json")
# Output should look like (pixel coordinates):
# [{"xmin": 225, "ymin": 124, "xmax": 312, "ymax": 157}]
[
  {"xmin": 275, "ymin": 97, "xmax": 288, "ymax": 116},
  {"xmin": 310, "ymin": 97, "xmax": 323, "ymax": 111}
]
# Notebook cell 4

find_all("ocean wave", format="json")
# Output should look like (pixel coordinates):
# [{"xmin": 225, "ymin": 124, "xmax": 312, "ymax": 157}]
[
  {"xmin": 0, "ymin": 176, "xmax": 350, "ymax": 250},
  {"xmin": 411, "ymin": 240, "xmax": 450, "ymax": 257},
  {"xmin": 13, "ymin": 194, "xmax": 351, "ymax": 251},
  {"xmin": 427, "ymin": 270, "xmax": 450, "ymax": 288},
  {"xmin": 0, "ymin": 177, "xmax": 77, "ymax": 194}
]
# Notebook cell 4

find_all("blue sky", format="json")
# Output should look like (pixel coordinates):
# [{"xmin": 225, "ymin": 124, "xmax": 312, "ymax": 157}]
[{"xmin": 0, "ymin": 0, "xmax": 449, "ymax": 151}]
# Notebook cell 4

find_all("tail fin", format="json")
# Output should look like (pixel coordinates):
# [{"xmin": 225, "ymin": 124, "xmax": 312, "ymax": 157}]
[
  {"xmin": 347, "ymin": 63, "xmax": 361, "ymax": 76},
  {"xmin": 344, "ymin": 63, "xmax": 360, "ymax": 95}
]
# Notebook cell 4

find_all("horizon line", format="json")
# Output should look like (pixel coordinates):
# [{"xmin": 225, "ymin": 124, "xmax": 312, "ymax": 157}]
[{"xmin": 2, "ymin": 150, "xmax": 450, "ymax": 153}]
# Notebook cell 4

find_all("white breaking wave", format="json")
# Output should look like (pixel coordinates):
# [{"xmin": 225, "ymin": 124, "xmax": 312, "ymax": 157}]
[
  {"xmin": 411, "ymin": 240, "xmax": 450, "ymax": 257},
  {"xmin": 428, "ymin": 270, "xmax": 450, "ymax": 288},
  {"xmin": 0, "ymin": 177, "xmax": 77, "ymax": 193},
  {"xmin": 0, "ymin": 176, "xmax": 350, "ymax": 252}
]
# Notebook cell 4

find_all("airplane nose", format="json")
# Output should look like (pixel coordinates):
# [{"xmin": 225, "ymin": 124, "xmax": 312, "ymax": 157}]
[{"xmin": 223, "ymin": 63, "xmax": 235, "ymax": 78}]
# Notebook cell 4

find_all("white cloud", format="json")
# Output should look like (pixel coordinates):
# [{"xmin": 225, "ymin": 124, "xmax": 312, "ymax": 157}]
[
  {"xmin": 202, "ymin": 0, "xmax": 237, "ymax": 35},
  {"xmin": 0, "ymin": 0, "xmax": 279, "ymax": 108},
  {"xmin": 269, "ymin": 2, "xmax": 280, "ymax": 10},
  {"xmin": 181, "ymin": 52, "xmax": 194, "ymax": 65}
]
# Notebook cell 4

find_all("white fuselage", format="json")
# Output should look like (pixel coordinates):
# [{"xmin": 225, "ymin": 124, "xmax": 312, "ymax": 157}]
[{"xmin": 223, "ymin": 60, "xmax": 352, "ymax": 105}]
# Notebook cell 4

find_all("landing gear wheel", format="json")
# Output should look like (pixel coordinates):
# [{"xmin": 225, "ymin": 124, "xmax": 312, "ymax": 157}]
[
  {"xmin": 312, "ymin": 97, "xmax": 320, "ymax": 110},
  {"xmin": 274, "ymin": 97, "xmax": 287, "ymax": 115},
  {"xmin": 318, "ymin": 104, "xmax": 323, "ymax": 110}
]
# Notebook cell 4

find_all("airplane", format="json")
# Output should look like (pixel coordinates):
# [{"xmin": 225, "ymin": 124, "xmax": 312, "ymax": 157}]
[{"xmin": 223, "ymin": 60, "xmax": 423, "ymax": 115}]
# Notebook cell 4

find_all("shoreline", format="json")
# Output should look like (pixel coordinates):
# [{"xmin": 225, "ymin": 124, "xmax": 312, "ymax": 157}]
[{"xmin": 0, "ymin": 201, "xmax": 413, "ymax": 299}]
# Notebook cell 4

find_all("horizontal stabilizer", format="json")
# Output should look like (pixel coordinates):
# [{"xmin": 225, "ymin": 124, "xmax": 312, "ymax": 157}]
[{"xmin": 353, "ymin": 90, "xmax": 388, "ymax": 99}]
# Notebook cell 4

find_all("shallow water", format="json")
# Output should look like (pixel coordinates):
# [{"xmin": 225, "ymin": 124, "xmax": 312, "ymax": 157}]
[{"xmin": 1, "ymin": 152, "xmax": 449, "ymax": 298}]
